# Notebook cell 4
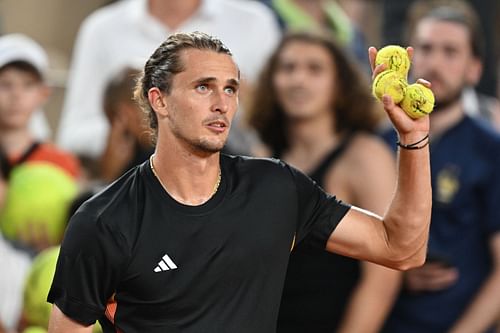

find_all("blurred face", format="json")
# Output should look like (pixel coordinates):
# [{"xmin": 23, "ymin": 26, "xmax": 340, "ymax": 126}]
[
  {"xmin": 159, "ymin": 49, "xmax": 239, "ymax": 153},
  {"xmin": 273, "ymin": 41, "xmax": 336, "ymax": 120},
  {"xmin": 0, "ymin": 67, "xmax": 47, "ymax": 130},
  {"xmin": 411, "ymin": 18, "xmax": 481, "ymax": 108}
]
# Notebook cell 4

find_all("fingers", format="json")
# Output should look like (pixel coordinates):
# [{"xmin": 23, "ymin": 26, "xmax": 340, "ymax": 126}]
[
  {"xmin": 382, "ymin": 94, "xmax": 397, "ymax": 114},
  {"xmin": 416, "ymin": 78, "xmax": 432, "ymax": 88},
  {"xmin": 368, "ymin": 46, "xmax": 377, "ymax": 71},
  {"xmin": 406, "ymin": 46, "xmax": 414, "ymax": 61},
  {"xmin": 404, "ymin": 263, "xmax": 459, "ymax": 293}
]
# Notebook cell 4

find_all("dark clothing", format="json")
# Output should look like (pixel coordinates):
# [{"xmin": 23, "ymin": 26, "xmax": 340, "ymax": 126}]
[
  {"xmin": 48, "ymin": 154, "xmax": 350, "ymax": 332},
  {"xmin": 277, "ymin": 136, "xmax": 359, "ymax": 332},
  {"xmin": 381, "ymin": 116, "xmax": 500, "ymax": 332}
]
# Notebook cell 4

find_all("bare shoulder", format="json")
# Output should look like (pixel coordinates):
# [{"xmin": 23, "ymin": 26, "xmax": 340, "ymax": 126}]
[
  {"xmin": 323, "ymin": 133, "xmax": 396, "ymax": 203},
  {"xmin": 341, "ymin": 132, "xmax": 395, "ymax": 167}
]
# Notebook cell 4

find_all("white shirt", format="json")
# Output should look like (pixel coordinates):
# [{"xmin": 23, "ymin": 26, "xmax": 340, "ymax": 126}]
[
  {"xmin": 56, "ymin": 0, "xmax": 281, "ymax": 157},
  {"xmin": 0, "ymin": 235, "xmax": 32, "ymax": 331}
]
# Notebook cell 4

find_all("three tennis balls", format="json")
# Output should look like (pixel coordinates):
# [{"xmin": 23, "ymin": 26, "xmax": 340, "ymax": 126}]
[{"xmin": 372, "ymin": 45, "xmax": 435, "ymax": 119}]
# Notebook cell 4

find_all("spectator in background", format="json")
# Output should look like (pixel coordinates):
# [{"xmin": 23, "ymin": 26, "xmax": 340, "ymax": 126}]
[
  {"xmin": 381, "ymin": 0, "xmax": 498, "ymax": 98},
  {"xmin": 56, "ymin": 0, "xmax": 281, "ymax": 161},
  {"xmin": 248, "ymin": 32, "xmax": 401, "ymax": 333},
  {"xmin": 381, "ymin": 2, "xmax": 500, "ymax": 332},
  {"xmin": 0, "ymin": 231, "xmax": 32, "ymax": 333},
  {"xmin": 0, "ymin": 34, "xmax": 80, "ymax": 180},
  {"xmin": 259, "ymin": 0, "xmax": 369, "ymax": 71},
  {"xmin": 0, "ymin": 34, "xmax": 81, "ymax": 253},
  {"xmin": 100, "ymin": 67, "xmax": 154, "ymax": 183}
]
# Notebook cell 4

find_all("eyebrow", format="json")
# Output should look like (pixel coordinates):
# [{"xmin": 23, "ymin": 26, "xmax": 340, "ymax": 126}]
[{"xmin": 194, "ymin": 77, "xmax": 240, "ymax": 88}]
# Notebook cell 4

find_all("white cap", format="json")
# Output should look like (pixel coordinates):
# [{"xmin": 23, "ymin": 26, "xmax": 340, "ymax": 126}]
[{"xmin": 0, "ymin": 33, "xmax": 48, "ymax": 78}]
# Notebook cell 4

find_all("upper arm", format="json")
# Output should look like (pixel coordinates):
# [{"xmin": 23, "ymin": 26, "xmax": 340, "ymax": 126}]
[
  {"xmin": 326, "ymin": 206, "xmax": 394, "ymax": 266},
  {"xmin": 490, "ymin": 232, "xmax": 500, "ymax": 267},
  {"xmin": 48, "ymin": 304, "xmax": 93, "ymax": 333},
  {"xmin": 325, "ymin": 136, "xmax": 399, "ymax": 266}
]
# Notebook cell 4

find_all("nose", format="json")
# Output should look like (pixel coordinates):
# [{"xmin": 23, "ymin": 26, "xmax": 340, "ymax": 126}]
[
  {"xmin": 210, "ymin": 90, "xmax": 230, "ymax": 114},
  {"xmin": 288, "ymin": 67, "xmax": 308, "ymax": 84}
]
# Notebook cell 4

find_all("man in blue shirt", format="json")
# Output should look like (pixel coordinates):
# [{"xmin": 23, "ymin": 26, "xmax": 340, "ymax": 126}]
[{"xmin": 382, "ymin": 2, "xmax": 500, "ymax": 332}]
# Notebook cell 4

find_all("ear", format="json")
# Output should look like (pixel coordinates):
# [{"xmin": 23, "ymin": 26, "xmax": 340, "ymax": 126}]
[
  {"xmin": 147, "ymin": 87, "xmax": 169, "ymax": 117},
  {"xmin": 465, "ymin": 57, "xmax": 482, "ymax": 86},
  {"xmin": 38, "ymin": 84, "xmax": 52, "ymax": 106}
]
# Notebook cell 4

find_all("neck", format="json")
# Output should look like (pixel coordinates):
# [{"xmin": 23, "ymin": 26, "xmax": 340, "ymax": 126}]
[
  {"xmin": 152, "ymin": 132, "xmax": 221, "ymax": 206},
  {"xmin": 0, "ymin": 127, "xmax": 34, "ymax": 156},
  {"xmin": 430, "ymin": 100, "xmax": 464, "ymax": 139},
  {"xmin": 148, "ymin": 0, "xmax": 202, "ymax": 30},
  {"xmin": 283, "ymin": 112, "xmax": 339, "ymax": 171}
]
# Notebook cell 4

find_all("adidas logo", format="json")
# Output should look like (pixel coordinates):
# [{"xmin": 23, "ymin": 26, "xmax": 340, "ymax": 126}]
[{"xmin": 154, "ymin": 254, "xmax": 178, "ymax": 272}]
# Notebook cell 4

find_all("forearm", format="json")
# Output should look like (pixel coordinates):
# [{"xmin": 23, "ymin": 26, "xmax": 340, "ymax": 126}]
[
  {"xmin": 384, "ymin": 132, "xmax": 432, "ymax": 268},
  {"xmin": 449, "ymin": 269, "xmax": 500, "ymax": 333},
  {"xmin": 337, "ymin": 263, "xmax": 402, "ymax": 333}
]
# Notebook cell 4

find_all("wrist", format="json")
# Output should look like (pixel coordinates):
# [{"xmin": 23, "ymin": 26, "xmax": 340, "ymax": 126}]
[
  {"xmin": 397, "ymin": 132, "xmax": 429, "ymax": 150},
  {"xmin": 398, "ymin": 131, "xmax": 429, "ymax": 144}
]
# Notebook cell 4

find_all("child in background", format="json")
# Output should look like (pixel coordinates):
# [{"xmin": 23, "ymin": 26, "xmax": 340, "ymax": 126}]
[
  {"xmin": 0, "ymin": 34, "xmax": 81, "ymax": 252},
  {"xmin": 100, "ymin": 67, "xmax": 153, "ymax": 182},
  {"xmin": 0, "ymin": 34, "xmax": 80, "ymax": 180}
]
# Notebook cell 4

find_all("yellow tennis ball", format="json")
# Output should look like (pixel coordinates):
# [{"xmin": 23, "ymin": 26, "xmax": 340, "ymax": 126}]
[
  {"xmin": 372, "ymin": 70, "xmax": 408, "ymax": 104},
  {"xmin": 0, "ymin": 162, "xmax": 78, "ymax": 246},
  {"xmin": 401, "ymin": 83, "xmax": 435, "ymax": 119},
  {"xmin": 22, "ymin": 327, "xmax": 47, "ymax": 333},
  {"xmin": 23, "ymin": 246, "xmax": 60, "ymax": 328},
  {"xmin": 375, "ymin": 45, "xmax": 411, "ymax": 78}
]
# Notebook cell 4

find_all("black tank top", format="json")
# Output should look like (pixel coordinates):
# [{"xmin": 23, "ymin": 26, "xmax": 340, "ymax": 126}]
[{"xmin": 277, "ymin": 135, "xmax": 360, "ymax": 333}]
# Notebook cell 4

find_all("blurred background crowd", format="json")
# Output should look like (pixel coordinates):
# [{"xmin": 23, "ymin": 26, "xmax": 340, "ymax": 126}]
[{"xmin": 0, "ymin": 0, "xmax": 499, "ymax": 332}]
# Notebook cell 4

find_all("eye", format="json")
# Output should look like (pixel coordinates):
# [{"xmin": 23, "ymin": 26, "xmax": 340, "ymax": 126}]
[
  {"xmin": 196, "ymin": 84, "xmax": 209, "ymax": 93},
  {"xmin": 277, "ymin": 61, "xmax": 295, "ymax": 74},
  {"xmin": 224, "ymin": 87, "xmax": 236, "ymax": 95}
]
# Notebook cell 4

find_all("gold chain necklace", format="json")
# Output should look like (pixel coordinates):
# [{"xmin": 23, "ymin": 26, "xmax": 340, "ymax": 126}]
[{"xmin": 149, "ymin": 155, "xmax": 221, "ymax": 197}]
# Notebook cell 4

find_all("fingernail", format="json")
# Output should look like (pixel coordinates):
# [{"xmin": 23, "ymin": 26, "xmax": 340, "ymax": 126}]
[{"xmin": 382, "ymin": 95, "xmax": 391, "ymax": 105}]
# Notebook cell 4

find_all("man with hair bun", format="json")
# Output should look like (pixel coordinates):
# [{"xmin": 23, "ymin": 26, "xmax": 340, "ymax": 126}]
[{"xmin": 48, "ymin": 31, "xmax": 432, "ymax": 332}]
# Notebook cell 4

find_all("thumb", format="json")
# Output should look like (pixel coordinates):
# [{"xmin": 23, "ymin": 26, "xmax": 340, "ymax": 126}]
[{"xmin": 382, "ymin": 94, "xmax": 396, "ymax": 115}]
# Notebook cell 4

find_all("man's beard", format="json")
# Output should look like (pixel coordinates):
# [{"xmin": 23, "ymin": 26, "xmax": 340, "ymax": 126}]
[{"xmin": 433, "ymin": 88, "xmax": 463, "ymax": 113}]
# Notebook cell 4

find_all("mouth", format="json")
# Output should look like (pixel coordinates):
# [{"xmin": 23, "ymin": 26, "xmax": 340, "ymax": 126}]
[{"xmin": 205, "ymin": 119, "xmax": 228, "ymax": 133}]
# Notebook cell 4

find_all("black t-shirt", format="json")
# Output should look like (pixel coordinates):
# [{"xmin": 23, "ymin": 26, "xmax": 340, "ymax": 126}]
[
  {"xmin": 47, "ymin": 154, "xmax": 350, "ymax": 332},
  {"xmin": 277, "ymin": 136, "xmax": 360, "ymax": 332}
]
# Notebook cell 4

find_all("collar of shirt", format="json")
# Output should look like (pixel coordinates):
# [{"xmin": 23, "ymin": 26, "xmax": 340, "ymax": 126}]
[{"xmin": 129, "ymin": 0, "xmax": 220, "ymax": 38}]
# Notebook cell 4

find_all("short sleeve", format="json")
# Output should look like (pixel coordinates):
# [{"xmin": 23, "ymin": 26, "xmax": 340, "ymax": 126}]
[
  {"xmin": 287, "ymin": 165, "xmax": 351, "ymax": 249},
  {"xmin": 47, "ymin": 209, "xmax": 128, "ymax": 325}
]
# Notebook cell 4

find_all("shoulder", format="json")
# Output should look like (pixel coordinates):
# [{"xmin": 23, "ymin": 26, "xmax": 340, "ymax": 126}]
[
  {"xmin": 223, "ymin": 154, "xmax": 291, "ymax": 175},
  {"xmin": 78, "ymin": 0, "xmax": 137, "ymax": 34},
  {"xmin": 71, "ymin": 165, "xmax": 145, "ymax": 236},
  {"xmin": 343, "ymin": 132, "xmax": 395, "ymax": 165},
  {"xmin": 222, "ymin": 154, "xmax": 304, "ymax": 193},
  {"xmin": 463, "ymin": 117, "xmax": 500, "ymax": 154},
  {"xmin": 217, "ymin": 0, "xmax": 276, "ymax": 18}
]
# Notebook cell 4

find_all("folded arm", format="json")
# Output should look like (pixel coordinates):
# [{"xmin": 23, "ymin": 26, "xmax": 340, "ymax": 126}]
[{"xmin": 326, "ymin": 47, "xmax": 432, "ymax": 270}]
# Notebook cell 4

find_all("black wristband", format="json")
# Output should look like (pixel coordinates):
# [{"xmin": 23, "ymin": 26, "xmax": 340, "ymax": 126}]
[{"xmin": 397, "ymin": 134, "xmax": 429, "ymax": 150}]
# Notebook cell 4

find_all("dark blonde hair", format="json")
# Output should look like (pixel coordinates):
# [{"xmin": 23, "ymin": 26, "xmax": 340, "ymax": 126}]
[
  {"xmin": 134, "ymin": 31, "xmax": 233, "ymax": 142},
  {"xmin": 247, "ymin": 32, "xmax": 382, "ymax": 154}
]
